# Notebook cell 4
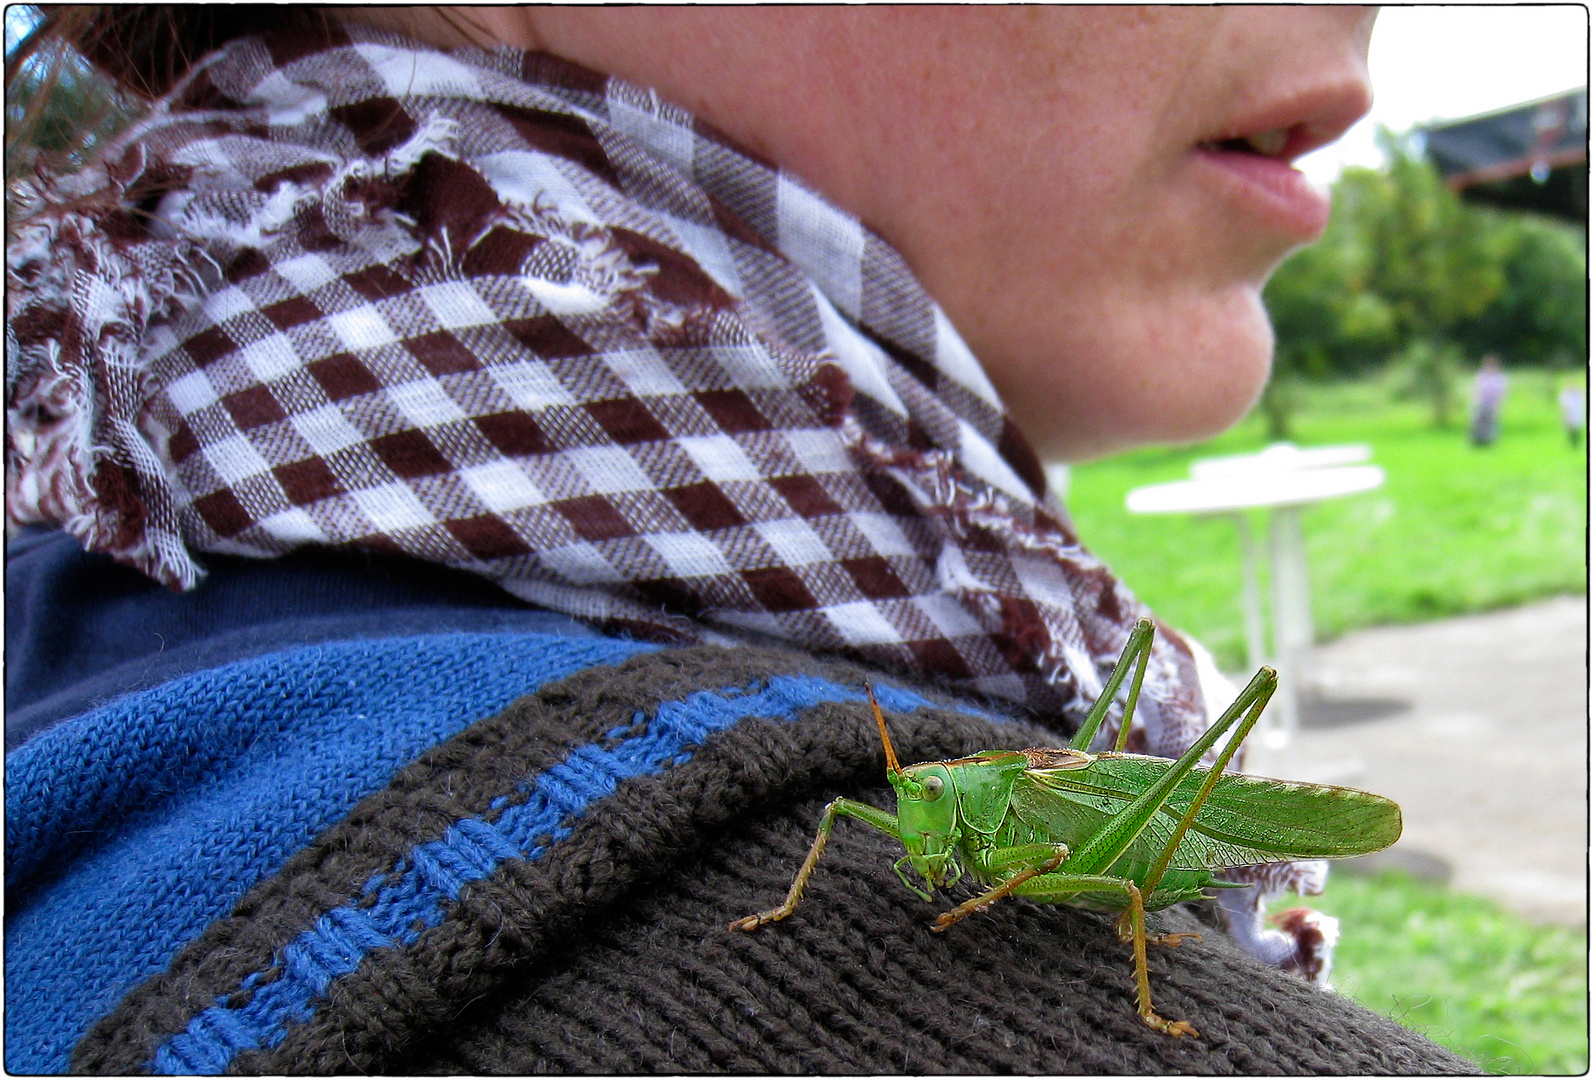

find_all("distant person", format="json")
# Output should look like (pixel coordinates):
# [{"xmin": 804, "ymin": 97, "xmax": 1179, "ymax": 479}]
[
  {"xmin": 1469, "ymin": 354, "xmax": 1508, "ymax": 447},
  {"xmin": 1558, "ymin": 382, "xmax": 1585, "ymax": 449}
]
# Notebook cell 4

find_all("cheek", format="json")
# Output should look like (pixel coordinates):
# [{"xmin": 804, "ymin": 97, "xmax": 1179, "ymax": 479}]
[
  {"xmin": 988, "ymin": 283, "xmax": 1275, "ymax": 463},
  {"xmin": 919, "ymin": 144, "xmax": 1286, "ymax": 463}
]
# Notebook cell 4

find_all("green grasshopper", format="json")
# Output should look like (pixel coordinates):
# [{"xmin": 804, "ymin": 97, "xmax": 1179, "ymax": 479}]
[{"xmin": 730, "ymin": 618, "xmax": 1401, "ymax": 1037}]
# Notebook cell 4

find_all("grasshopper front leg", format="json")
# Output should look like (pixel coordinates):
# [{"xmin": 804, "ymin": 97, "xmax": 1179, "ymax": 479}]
[
  {"xmin": 930, "ymin": 843, "xmax": 1071, "ymax": 931},
  {"xmin": 730, "ymin": 797, "xmax": 900, "ymax": 931}
]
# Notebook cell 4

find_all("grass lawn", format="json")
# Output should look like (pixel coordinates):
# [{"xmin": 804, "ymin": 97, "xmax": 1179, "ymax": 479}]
[
  {"xmin": 1312, "ymin": 870, "xmax": 1589, "ymax": 1075},
  {"xmin": 1064, "ymin": 368, "xmax": 1587, "ymax": 671}
]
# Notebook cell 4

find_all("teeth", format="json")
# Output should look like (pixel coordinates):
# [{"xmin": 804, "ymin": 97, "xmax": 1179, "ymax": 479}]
[{"xmin": 1244, "ymin": 129, "xmax": 1289, "ymax": 157}]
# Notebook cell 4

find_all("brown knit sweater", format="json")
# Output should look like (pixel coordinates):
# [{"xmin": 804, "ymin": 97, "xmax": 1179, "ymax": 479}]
[{"xmin": 74, "ymin": 645, "xmax": 1475, "ymax": 1074}]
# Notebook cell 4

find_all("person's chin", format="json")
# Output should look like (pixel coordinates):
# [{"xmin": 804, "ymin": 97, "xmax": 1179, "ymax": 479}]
[
  {"xmin": 1137, "ymin": 291, "xmax": 1274, "ymax": 444},
  {"xmin": 1005, "ymin": 288, "xmax": 1273, "ymax": 462}
]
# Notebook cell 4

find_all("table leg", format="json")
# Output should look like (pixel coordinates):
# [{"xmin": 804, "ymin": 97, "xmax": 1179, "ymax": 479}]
[
  {"xmin": 1232, "ymin": 512, "xmax": 1267, "ymax": 674},
  {"xmin": 1267, "ymin": 507, "xmax": 1304, "ymax": 753},
  {"xmin": 1277, "ymin": 504, "xmax": 1315, "ymax": 689}
]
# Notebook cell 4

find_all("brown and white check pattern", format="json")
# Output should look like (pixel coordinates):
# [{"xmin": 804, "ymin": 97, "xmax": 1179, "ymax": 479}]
[{"xmin": 7, "ymin": 23, "xmax": 1216, "ymax": 748}]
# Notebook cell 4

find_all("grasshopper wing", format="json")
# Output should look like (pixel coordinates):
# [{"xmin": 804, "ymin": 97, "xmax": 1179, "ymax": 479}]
[{"xmin": 1023, "ymin": 755, "xmax": 1401, "ymax": 870}]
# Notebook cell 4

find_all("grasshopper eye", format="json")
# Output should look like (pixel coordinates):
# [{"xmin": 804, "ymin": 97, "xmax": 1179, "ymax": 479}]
[{"xmin": 921, "ymin": 775, "xmax": 945, "ymax": 801}]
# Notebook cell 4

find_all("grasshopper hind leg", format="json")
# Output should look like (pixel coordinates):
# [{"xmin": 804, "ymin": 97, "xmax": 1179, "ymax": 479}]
[
  {"xmin": 1114, "ymin": 908, "xmax": 1203, "ymax": 950},
  {"xmin": 1120, "ymin": 883, "xmax": 1198, "ymax": 1038},
  {"xmin": 1009, "ymin": 872, "xmax": 1201, "ymax": 1038}
]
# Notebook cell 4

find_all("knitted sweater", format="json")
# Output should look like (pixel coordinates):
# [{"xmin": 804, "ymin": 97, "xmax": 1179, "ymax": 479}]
[{"xmin": 6, "ymin": 534, "xmax": 1475, "ymax": 1074}]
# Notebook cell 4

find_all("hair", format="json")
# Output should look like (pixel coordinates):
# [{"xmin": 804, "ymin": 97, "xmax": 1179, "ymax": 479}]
[
  {"xmin": 6, "ymin": 7, "xmax": 497, "ymax": 178},
  {"xmin": 6, "ymin": 7, "xmax": 328, "ymax": 185},
  {"xmin": 9, "ymin": 7, "xmax": 335, "ymax": 101}
]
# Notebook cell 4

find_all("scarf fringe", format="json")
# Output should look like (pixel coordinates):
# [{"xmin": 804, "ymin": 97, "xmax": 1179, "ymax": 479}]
[{"xmin": 7, "ymin": 180, "xmax": 209, "ymax": 589}]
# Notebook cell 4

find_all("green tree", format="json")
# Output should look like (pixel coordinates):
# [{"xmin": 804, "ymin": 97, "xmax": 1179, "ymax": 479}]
[
  {"xmin": 1392, "ymin": 337, "xmax": 1465, "ymax": 429},
  {"xmin": 1261, "ymin": 126, "xmax": 1583, "ymax": 432},
  {"xmin": 1349, "ymin": 132, "xmax": 1509, "ymax": 426},
  {"xmin": 1455, "ymin": 212, "xmax": 1587, "ymax": 369},
  {"xmin": 1262, "ymin": 156, "xmax": 1397, "ymax": 437}
]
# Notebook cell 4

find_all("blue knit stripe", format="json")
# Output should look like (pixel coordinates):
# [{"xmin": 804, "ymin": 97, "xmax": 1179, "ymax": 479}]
[
  {"xmin": 5, "ymin": 634, "xmax": 646, "ymax": 891},
  {"xmin": 3, "ymin": 633, "xmax": 655, "ymax": 1076},
  {"xmin": 151, "ymin": 676, "xmax": 999, "ymax": 1073}
]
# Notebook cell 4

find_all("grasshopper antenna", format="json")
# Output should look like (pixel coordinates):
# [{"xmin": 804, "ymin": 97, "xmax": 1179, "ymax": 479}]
[{"xmin": 865, "ymin": 684, "xmax": 903, "ymax": 776}]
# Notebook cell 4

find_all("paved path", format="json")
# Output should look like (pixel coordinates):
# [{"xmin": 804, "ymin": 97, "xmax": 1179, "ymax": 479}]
[{"xmin": 1242, "ymin": 596, "xmax": 1587, "ymax": 927}]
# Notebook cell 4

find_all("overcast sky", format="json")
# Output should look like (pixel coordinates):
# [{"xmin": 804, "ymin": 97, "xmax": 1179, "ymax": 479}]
[{"xmin": 1299, "ymin": 5, "xmax": 1590, "ymax": 183}]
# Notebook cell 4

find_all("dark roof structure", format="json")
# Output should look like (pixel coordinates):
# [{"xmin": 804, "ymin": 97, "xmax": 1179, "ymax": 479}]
[{"xmin": 1420, "ymin": 87, "xmax": 1588, "ymax": 222}]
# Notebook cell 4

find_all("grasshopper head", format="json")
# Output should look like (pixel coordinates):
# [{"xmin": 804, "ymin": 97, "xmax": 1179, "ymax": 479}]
[
  {"xmin": 891, "ymin": 761, "xmax": 961, "ymax": 888},
  {"xmin": 867, "ymin": 684, "xmax": 961, "ymax": 889}
]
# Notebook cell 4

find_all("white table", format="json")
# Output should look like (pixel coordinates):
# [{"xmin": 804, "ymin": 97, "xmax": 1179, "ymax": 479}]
[
  {"xmin": 1125, "ymin": 448, "xmax": 1384, "ymax": 753},
  {"xmin": 1189, "ymin": 442, "xmax": 1371, "ymax": 481}
]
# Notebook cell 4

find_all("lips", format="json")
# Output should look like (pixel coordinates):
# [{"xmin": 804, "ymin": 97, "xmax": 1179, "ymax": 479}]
[
  {"xmin": 1195, "ymin": 144, "xmax": 1332, "ymax": 239},
  {"xmin": 1193, "ymin": 80, "xmax": 1373, "ymax": 242}
]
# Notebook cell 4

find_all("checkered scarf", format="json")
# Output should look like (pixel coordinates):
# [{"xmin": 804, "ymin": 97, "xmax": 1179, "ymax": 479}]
[{"xmin": 7, "ymin": 23, "xmax": 1210, "ymax": 750}]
